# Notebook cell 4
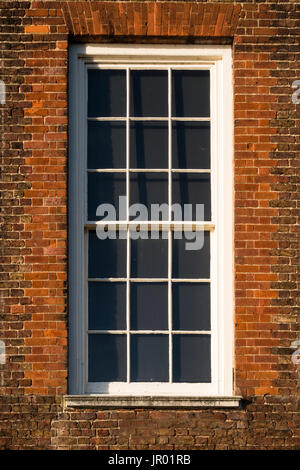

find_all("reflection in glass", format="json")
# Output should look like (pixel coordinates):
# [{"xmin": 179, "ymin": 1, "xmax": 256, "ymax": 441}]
[
  {"xmin": 172, "ymin": 122, "xmax": 210, "ymax": 169},
  {"xmin": 88, "ymin": 173, "xmax": 126, "ymax": 221},
  {"xmin": 88, "ymin": 69, "xmax": 126, "ymax": 117},
  {"xmin": 130, "ymin": 173, "xmax": 168, "ymax": 218},
  {"xmin": 131, "ymin": 235, "xmax": 168, "ymax": 278},
  {"xmin": 88, "ymin": 334, "xmax": 127, "ymax": 382},
  {"xmin": 172, "ymin": 173, "xmax": 211, "ymax": 221},
  {"xmin": 130, "ymin": 122, "xmax": 168, "ymax": 169},
  {"xmin": 172, "ymin": 70, "xmax": 210, "ymax": 117},
  {"xmin": 88, "ymin": 122, "xmax": 126, "ymax": 169},
  {"xmin": 172, "ymin": 283, "xmax": 210, "ymax": 331},
  {"xmin": 88, "ymin": 282, "xmax": 126, "ymax": 330},
  {"xmin": 172, "ymin": 231, "xmax": 210, "ymax": 279},
  {"xmin": 130, "ymin": 70, "xmax": 168, "ymax": 117},
  {"xmin": 130, "ymin": 282, "xmax": 168, "ymax": 330},
  {"xmin": 131, "ymin": 334, "xmax": 169, "ymax": 381},
  {"xmin": 88, "ymin": 231, "xmax": 126, "ymax": 278},
  {"xmin": 173, "ymin": 334, "xmax": 211, "ymax": 382}
]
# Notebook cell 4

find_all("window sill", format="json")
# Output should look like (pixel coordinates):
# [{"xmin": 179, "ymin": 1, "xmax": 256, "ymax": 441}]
[{"xmin": 63, "ymin": 395, "xmax": 242, "ymax": 409}]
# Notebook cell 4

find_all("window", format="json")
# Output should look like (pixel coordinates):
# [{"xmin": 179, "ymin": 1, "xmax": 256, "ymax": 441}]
[{"xmin": 69, "ymin": 45, "xmax": 234, "ymax": 397}]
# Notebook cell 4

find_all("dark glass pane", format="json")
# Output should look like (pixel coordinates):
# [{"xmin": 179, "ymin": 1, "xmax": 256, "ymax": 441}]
[
  {"xmin": 130, "ymin": 70, "xmax": 168, "ymax": 117},
  {"xmin": 88, "ymin": 69, "xmax": 126, "ymax": 117},
  {"xmin": 130, "ymin": 283, "xmax": 168, "ymax": 330},
  {"xmin": 88, "ymin": 122, "xmax": 126, "ymax": 169},
  {"xmin": 88, "ymin": 173, "xmax": 126, "ymax": 221},
  {"xmin": 172, "ymin": 122, "xmax": 210, "ymax": 169},
  {"xmin": 130, "ymin": 122, "xmax": 168, "ymax": 169},
  {"xmin": 172, "ymin": 70, "xmax": 210, "ymax": 117},
  {"xmin": 88, "ymin": 231, "xmax": 126, "ymax": 278},
  {"xmin": 172, "ymin": 173, "xmax": 211, "ymax": 221},
  {"xmin": 88, "ymin": 282, "xmax": 126, "ymax": 330},
  {"xmin": 172, "ymin": 231, "xmax": 210, "ymax": 279},
  {"xmin": 130, "ymin": 173, "xmax": 168, "ymax": 219},
  {"xmin": 131, "ymin": 334, "xmax": 168, "ymax": 382},
  {"xmin": 131, "ymin": 235, "xmax": 168, "ymax": 278},
  {"xmin": 88, "ymin": 334, "xmax": 126, "ymax": 382},
  {"xmin": 173, "ymin": 334, "xmax": 211, "ymax": 382},
  {"xmin": 172, "ymin": 283, "xmax": 210, "ymax": 331}
]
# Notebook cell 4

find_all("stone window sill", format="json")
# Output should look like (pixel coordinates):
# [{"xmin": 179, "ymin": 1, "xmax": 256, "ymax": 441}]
[{"xmin": 63, "ymin": 395, "xmax": 242, "ymax": 409}]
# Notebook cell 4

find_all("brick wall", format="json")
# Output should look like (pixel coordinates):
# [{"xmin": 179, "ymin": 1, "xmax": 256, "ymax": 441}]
[{"xmin": 0, "ymin": 0, "xmax": 299, "ymax": 449}]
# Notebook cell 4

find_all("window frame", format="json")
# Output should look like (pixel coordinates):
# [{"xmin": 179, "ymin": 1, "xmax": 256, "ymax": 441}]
[{"xmin": 68, "ymin": 44, "xmax": 234, "ymax": 397}]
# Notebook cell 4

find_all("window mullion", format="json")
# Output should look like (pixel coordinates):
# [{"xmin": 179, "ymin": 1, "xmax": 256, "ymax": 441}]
[
  {"xmin": 126, "ymin": 67, "xmax": 130, "ymax": 384},
  {"xmin": 168, "ymin": 67, "xmax": 173, "ymax": 384}
]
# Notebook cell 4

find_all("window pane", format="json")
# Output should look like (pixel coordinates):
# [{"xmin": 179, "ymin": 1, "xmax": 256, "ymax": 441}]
[
  {"xmin": 131, "ymin": 334, "xmax": 169, "ymax": 382},
  {"xmin": 130, "ymin": 173, "xmax": 168, "ymax": 218},
  {"xmin": 88, "ymin": 69, "xmax": 126, "ymax": 117},
  {"xmin": 172, "ymin": 283, "xmax": 210, "ymax": 331},
  {"xmin": 172, "ymin": 173, "xmax": 211, "ymax": 221},
  {"xmin": 130, "ymin": 282, "xmax": 168, "ymax": 330},
  {"xmin": 130, "ymin": 122, "xmax": 168, "ymax": 169},
  {"xmin": 88, "ymin": 231, "xmax": 126, "ymax": 278},
  {"xmin": 172, "ymin": 70, "xmax": 210, "ymax": 117},
  {"xmin": 131, "ymin": 235, "xmax": 168, "ymax": 278},
  {"xmin": 130, "ymin": 70, "xmax": 168, "ymax": 117},
  {"xmin": 172, "ymin": 122, "xmax": 210, "ymax": 169},
  {"xmin": 172, "ymin": 231, "xmax": 210, "ymax": 279},
  {"xmin": 88, "ymin": 122, "xmax": 126, "ymax": 169},
  {"xmin": 173, "ymin": 334, "xmax": 211, "ymax": 382},
  {"xmin": 88, "ymin": 173, "xmax": 126, "ymax": 221},
  {"xmin": 88, "ymin": 334, "xmax": 126, "ymax": 382},
  {"xmin": 88, "ymin": 282, "xmax": 126, "ymax": 330}
]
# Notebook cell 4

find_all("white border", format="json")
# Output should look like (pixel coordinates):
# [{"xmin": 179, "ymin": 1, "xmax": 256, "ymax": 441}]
[{"xmin": 68, "ymin": 44, "xmax": 234, "ymax": 397}]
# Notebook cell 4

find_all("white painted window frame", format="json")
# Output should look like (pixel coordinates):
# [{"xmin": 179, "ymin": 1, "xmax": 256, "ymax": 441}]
[{"xmin": 68, "ymin": 44, "xmax": 234, "ymax": 397}]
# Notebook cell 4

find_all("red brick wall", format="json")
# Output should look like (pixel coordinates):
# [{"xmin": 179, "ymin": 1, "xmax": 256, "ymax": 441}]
[{"xmin": 0, "ymin": 0, "xmax": 299, "ymax": 449}]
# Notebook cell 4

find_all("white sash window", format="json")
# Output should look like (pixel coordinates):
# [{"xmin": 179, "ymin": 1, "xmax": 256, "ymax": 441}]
[{"xmin": 69, "ymin": 45, "xmax": 234, "ymax": 397}]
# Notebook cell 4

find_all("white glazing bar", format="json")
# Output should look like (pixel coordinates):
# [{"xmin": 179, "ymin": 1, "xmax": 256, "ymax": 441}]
[
  {"xmin": 168, "ymin": 67, "xmax": 173, "ymax": 384},
  {"xmin": 87, "ymin": 168, "xmax": 212, "ymax": 173},
  {"xmin": 171, "ymin": 169, "xmax": 212, "ymax": 173},
  {"xmin": 88, "ymin": 331, "xmax": 127, "ymax": 335},
  {"xmin": 129, "ymin": 278, "xmax": 168, "ymax": 282},
  {"xmin": 84, "ymin": 67, "xmax": 89, "ymax": 393},
  {"xmin": 129, "ymin": 168, "xmax": 168, "ymax": 173},
  {"xmin": 126, "ymin": 68, "xmax": 130, "ymax": 384},
  {"xmin": 84, "ymin": 232, "xmax": 89, "ymax": 393},
  {"xmin": 87, "ymin": 117, "xmax": 211, "ymax": 122},
  {"xmin": 87, "ymin": 278, "xmax": 210, "ymax": 283},
  {"xmin": 84, "ymin": 222, "xmax": 215, "ymax": 232},
  {"xmin": 171, "ymin": 117, "xmax": 211, "ymax": 121},
  {"xmin": 87, "ymin": 169, "xmax": 126, "ymax": 173},
  {"xmin": 88, "ymin": 278, "xmax": 128, "ymax": 282},
  {"xmin": 126, "ymin": 233, "xmax": 131, "ymax": 384},
  {"xmin": 88, "ymin": 117, "xmax": 127, "ymax": 121},
  {"xmin": 85, "ymin": 60, "xmax": 216, "ymax": 67},
  {"xmin": 130, "ymin": 117, "xmax": 168, "ymax": 121},
  {"xmin": 87, "ymin": 330, "xmax": 211, "ymax": 335},
  {"xmin": 171, "ymin": 278, "xmax": 211, "ymax": 283}
]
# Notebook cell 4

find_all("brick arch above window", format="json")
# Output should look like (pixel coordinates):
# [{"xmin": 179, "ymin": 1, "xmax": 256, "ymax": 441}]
[
  {"xmin": 64, "ymin": 2, "xmax": 241, "ymax": 38},
  {"xmin": 27, "ymin": 2, "xmax": 242, "ymax": 38}
]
